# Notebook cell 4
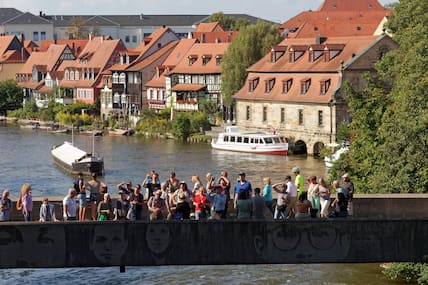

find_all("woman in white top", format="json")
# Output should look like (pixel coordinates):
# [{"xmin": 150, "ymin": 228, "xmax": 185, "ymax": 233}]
[{"xmin": 272, "ymin": 182, "xmax": 287, "ymax": 219}]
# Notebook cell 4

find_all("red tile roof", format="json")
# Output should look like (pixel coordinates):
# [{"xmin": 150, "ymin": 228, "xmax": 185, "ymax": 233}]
[
  {"xmin": 145, "ymin": 38, "xmax": 196, "ymax": 88},
  {"xmin": 39, "ymin": 39, "xmax": 88, "ymax": 56},
  {"xmin": 19, "ymin": 44, "xmax": 69, "ymax": 74},
  {"xmin": 194, "ymin": 22, "xmax": 225, "ymax": 33},
  {"xmin": 57, "ymin": 37, "xmax": 125, "ymax": 71},
  {"xmin": 235, "ymin": 35, "xmax": 391, "ymax": 103},
  {"xmin": 248, "ymin": 35, "xmax": 381, "ymax": 73},
  {"xmin": 168, "ymin": 42, "xmax": 229, "ymax": 75},
  {"xmin": 125, "ymin": 40, "xmax": 178, "ymax": 71},
  {"xmin": 280, "ymin": 0, "xmax": 392, "ymax": 38},
  {"xmin": 317, "ymin": 0, "xmax": 385, "ymax": 11},
  {"xmin": 234, "ymin": 72, "xmax": 340, "ymax": 103}
]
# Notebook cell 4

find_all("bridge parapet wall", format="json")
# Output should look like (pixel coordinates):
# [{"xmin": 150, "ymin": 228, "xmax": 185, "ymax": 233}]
[{"xmin": 0, "ymin": 219, "xmax": 427, "ymax": 268}]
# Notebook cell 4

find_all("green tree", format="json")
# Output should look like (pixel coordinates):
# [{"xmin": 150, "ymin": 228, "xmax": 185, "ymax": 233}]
[
  {"xmin": 171, "ymin": 112, "xmax": 191, "ymax": 140},
  {"xmin": 208, "ymin": 12, "xmax": 235, "ymax": 30},
  {"xmin": 67, "ymin": 17, "xmax": 89, "ymax": 39},
  {"xmin": 0, "ymin": 79, "xmax": 23, "ymax": 111},
  {"xmin": 221, "ymin": 21, "xmax": 281, "ymax": 107}
]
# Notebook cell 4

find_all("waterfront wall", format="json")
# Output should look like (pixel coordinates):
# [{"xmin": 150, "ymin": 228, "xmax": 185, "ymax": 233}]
[
  {"xmin": 10, "ymin": 194, "xmax": 428, "ymax": 222},
  {"xmin": 1, "ymin": 219, "xmax": 428, "ymax": 268}
]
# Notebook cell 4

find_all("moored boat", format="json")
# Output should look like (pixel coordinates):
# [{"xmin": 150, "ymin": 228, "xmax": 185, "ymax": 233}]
[
  {"xmin": 51, "ymin": 141, "xmax": 104, "ymax": 176},
  {"xmin": 211, "ymin": 126, "xmax": 288, "ymax": 155},
  {"xmin": 108, "ymin": 128, "xmax": 134, "ymax": 136}
]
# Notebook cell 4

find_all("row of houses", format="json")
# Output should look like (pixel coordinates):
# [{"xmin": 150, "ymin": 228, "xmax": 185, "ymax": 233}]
[{"xmin": 1, "ymin": 0, "xmax": 397, "ymax": 154}]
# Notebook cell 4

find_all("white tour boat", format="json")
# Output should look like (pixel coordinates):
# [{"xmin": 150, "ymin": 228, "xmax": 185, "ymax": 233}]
[{"xmin": 211, "ymin": 126, "xmax": 288, "ymax": 155}]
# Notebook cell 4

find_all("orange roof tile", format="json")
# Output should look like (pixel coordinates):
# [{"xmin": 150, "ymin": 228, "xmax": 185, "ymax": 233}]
[
  {"xmin": 192, "ymin": 31, "xmax": 238, "ymax": 43},
  {"xmin": 317, "ymin": 0, "xmax": 385, "ymax": 11},
  {"xmin": 280, "ymin": 0, "xmax": 393, "ymax": 38},
  {"xmin": 194, "ymin": 22, "xmax": 225, "ymax": 33},
  {"xmin": 248, "ymin": 35, "xmax": 382, "ymax": 73},
  {"xmin": 57, "ymin": 37, "xmax": 125, "ymax": 72},
  {"xmin": 19, "ymin": 44, "xmax": 69, "ymax": 74},
  {"xmin": 169, "ymin": 42, "xmax": 229, "ymax": 75},
  {"xmin": 126, "ymin": 41, "xmax": 178, "ymax": 72},
  {"xmin": 145, "ymin": 38, "xmax": 196, "ymax": 88},
  {"xmin": 234, "ymin": 72, "xmax": 340, "ymax": 103}
]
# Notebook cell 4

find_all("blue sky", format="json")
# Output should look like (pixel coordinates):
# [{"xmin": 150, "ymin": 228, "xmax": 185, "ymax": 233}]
[{"xmin": 1, "ymin": 0, "xmax": 393, "ymax": 23}]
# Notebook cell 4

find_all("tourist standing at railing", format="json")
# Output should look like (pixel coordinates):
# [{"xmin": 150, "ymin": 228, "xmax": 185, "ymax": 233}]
[
  {"xmin": 39, "ymin": 197, "xmax": 59, "ymax": 222},
  {"xmin": 262, "ymin": 177, "xmax": 274, "ymax": 216},
  {"xmin": 87, "ymin": 172, "xmax": 106, "ymax": 221},
  {"xmin": 75, "ymin": 172, "xmax": 86, "ymax": 221},
  {"xmin": 63, "ymin": 188, "xmax": 77, "ymax": 221},
  {"xmin": 218, "ymin": 170, "xmax": 231, "ymax": 219},
  {"xmin": 292, "ymin": 166, "xmax": 304, "ymax": 199},
  {"xmin": 342, "ymin": 173, "xmax": 354, "ymax": 217},
  {"xmin": 0, "ymin": 189, "xmax": 12, "ymax": 222},
  {"xmin": 113, "ymin": 190, "xmax": 130, "ymax": 221},
  {"xmin": 129, "ymin": 184, "xmax": 144, "ymax": 221},
  {"xmin": 234, "ymin": 172, "xmax": 253, "ymax": 210},
  {"xmin": 307, "ymin": 176, "xmax": 320, "ymax": 217},
  {"xmin": 252, "ymin": 187, "xmax": 266, "ymax": 220},
  {"xmin": 272, "ymin": 182, "xmax": 287, "ymax": 219},
  {"xmin": 284, "ymin": 175, "xmax": 298, "ymax": 219},
  {"xmin": 21, "ymin": 183, "xmax": 33, "ymax": 222},
  {"xmin": 318, "ymin": 178, "xmax": 331, "ymax": 218},
  {"xmin": 206, "ymin": 185, "xmax": 227, "ymax": 220}
]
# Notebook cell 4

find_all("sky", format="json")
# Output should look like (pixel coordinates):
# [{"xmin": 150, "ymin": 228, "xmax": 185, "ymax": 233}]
[{"xmin": 0, "ymin": 0, "xmax": 393, "ymax": 23}]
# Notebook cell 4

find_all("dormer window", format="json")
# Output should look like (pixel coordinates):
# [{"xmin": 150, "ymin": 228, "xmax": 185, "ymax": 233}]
[
  {"xmin": 320, "ymin": 79, "xmax": 331, "ymax": 95},
  {"xmin": 300, "ymin": 78, "xmax": 311, "ymax": 95},
  {"xmin": 309, "ymin": 45, "xmax": 324, "ymax": 62},
  {"xmin": 270, "ymin": 45, "xmax": 286, "ymax": 63},
  {"xmin": 248, "ymin": 77, "xmax": 259, "ymax": 92},
  {"xmin": 282, "ymin": 78, "xmax": 293, "ymax": 94},
  {"xmin": 324, "ymin": 44, "xmax": 345, "ymax": 61},
  {"xmin": 289, "ymin": 45, "xmax": 306, "ymax": 63},
  {"xmin": 202, "ymin": 54, "xmax": 212, "ymax": 66},
  {"xmin": 188, "ymin": 55, "xmax": 198, "ymax": 66},
  {"xmin": 215, "ymin": 54, "xmax": 222, "ymax": 66},
  {"xmin": 265, "ymin": 78, "xmax": 275, "ymax": 93}
]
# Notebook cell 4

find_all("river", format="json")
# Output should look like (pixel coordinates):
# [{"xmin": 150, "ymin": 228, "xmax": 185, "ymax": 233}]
[{"xmin": 0, "ymin": 122, "xmax": 404, "ymax": 285}]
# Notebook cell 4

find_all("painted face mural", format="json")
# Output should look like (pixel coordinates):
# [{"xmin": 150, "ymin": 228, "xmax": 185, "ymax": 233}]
[{"xmin": 254, "ymin": 222, "xmax": 351, "ymax": 263}]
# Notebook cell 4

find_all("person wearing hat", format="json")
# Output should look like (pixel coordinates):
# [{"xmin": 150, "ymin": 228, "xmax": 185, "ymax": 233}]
[
  {"xmin": 342, "ymin": 173, "xmax": 354, "ymax": 216},
  {"xmin": 234, "ymin": 172, "xmax": 253, "ymax": 210},
  {"xmin": 292, "ymin": 166, "xmax": 304, "ymax": 199}
]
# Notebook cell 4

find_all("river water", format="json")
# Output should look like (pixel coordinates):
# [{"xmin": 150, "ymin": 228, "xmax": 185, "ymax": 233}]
[{"xmin": 0, "ymin": 122, "xmax": 404, "ymax": 285}]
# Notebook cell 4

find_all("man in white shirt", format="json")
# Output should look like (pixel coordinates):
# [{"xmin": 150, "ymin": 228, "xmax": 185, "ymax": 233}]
[
  {"xmin": 284, "ymin": 175, "xmax": 297, "ymax": 219},
  {"xmin": 63, "ymin": 188, "xmax": 77, "ymax": 221}
]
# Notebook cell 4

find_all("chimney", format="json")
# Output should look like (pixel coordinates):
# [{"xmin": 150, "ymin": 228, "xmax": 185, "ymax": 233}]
[
  {"xmin": 89, "ymin": 32, "xmax": 92, "ymax": 41},
  {"xmin": 39, "ymin": 11, "xmax": 43, "ymax": 17}
]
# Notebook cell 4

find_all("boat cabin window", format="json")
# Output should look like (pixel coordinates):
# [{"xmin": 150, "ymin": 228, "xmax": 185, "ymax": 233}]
[
  {"xmin": 224, "ymin": 136, "xmax": 229, "ymax": 142},
  {"xmin": 237, "ymin": 136, "xmax": 242, "ymax": 143},
  {"xmin": 274, "ymin": 137, "xmax": 282, "ymax": 143},
  {"xmin": 243, "ymin": 137, "xmax": 249, "ymax": 143},
  {"xmin": 230, "ymin": 136, "xmax": 236, "ymax": 142},
  {"xmin": 265, "ymin": 137, "xmax": 273, "ymax": 144}
]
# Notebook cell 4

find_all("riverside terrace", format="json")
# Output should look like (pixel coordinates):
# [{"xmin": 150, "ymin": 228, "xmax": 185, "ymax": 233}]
[{"xmin": 1, "ymin": 194, "xmax": 428, "ymax": 268}]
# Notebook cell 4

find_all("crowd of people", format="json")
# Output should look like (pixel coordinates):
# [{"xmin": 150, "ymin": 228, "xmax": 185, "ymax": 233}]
[{"xmin": 0, "ymin": 167, "xmax": 354, "ymax": 222}]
